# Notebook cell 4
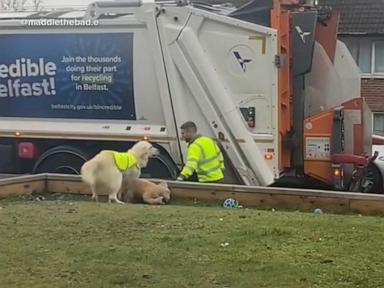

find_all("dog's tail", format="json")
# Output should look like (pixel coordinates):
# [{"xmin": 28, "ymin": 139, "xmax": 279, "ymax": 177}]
[{"xmin": 80, "ymin": 159, "xmax": 98, "ymax": 186}]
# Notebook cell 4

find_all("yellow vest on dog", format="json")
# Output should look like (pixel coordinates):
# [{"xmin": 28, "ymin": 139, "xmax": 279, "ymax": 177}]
[{"xmin": 101, "ymin": 150, "xmax": 138, "ymax": 171}]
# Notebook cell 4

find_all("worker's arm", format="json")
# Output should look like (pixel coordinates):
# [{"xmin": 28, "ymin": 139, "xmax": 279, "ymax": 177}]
[{"xmin": 178, "ymin": 144, "xmax": 201, "ymax": 180}]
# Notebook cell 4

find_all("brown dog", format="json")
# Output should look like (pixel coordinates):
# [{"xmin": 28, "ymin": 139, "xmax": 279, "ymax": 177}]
[{"xmin": 120, "ymin": 179, "xmax": 171, "ymax": 205}]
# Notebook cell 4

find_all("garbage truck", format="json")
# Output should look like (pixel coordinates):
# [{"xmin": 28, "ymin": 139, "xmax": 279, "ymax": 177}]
[{"xmin": 0, "ymin": 0, "xmax": 381, "ymax": 193}]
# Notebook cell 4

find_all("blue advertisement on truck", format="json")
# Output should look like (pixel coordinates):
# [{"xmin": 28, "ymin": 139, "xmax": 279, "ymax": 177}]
[{"xmin": 0, "ymin": 33, "xmax": 135, "ymax": 120}]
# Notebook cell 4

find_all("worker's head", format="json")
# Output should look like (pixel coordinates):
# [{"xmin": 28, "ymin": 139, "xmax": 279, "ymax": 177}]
[{"xmin": 180, "ymin": 121, "xmax": 197, "ymax": 143}]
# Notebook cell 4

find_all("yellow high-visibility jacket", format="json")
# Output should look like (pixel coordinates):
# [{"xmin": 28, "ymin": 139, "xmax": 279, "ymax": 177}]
[
  {"xmin": 180, "ymin": 136, "xmax": 224, "ymax": 182},
  {"xmin": 101, "ymin": 150, "xmax": 138, "ymax": 171}
]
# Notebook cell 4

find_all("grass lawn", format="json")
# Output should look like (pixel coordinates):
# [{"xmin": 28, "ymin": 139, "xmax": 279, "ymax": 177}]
[{"xmin": 0, "ymin": 194, "xmax": 384, "ymax": 288}]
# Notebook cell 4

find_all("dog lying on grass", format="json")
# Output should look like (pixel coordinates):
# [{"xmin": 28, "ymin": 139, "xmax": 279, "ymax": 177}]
[
  {"xmin": 81, "ymin": 141, "xmax": 158, "ymax": 204},
  {"xmin": 120, "ymin": 179, "xmax": 171, "ymax": 205}
]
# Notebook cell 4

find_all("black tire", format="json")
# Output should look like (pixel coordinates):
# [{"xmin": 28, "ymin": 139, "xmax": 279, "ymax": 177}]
[
  {"xmin": 361, "ymin": 163, "xmax": 383, "ymax": 194},
  {"xmin": 33, "ymin": 146, "xmax": 90, "ymax": 175},
  {"xmin": 140, "ymin": 153, "xmax": 179, "ymax": 180}
]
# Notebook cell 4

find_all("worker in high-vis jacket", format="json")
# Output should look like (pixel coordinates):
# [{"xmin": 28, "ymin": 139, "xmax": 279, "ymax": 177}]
[{"xmin": 177, "ymin": 121, "xmax": 224, "ymax": 183}]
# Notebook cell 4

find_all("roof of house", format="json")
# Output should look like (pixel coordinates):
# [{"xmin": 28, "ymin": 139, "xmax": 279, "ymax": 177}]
[
  {"xmin": 320, "ymin": 0, "xmax": 384, "ymax": 34},
  {"xmin": 194, "ymin": 0, "xmax": 384, "ymax": 34}
]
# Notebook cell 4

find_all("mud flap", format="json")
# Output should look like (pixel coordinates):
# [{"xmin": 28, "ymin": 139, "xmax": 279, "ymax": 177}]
[{"xmin": 0, "ymin": 144, "xmax": 15, "ymax": 173}]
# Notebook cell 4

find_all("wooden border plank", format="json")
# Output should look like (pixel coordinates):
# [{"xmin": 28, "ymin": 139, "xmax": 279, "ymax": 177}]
[
  {"xmin": 44, "ymin": 175, "xmax": 384, "ymax": 214},
  {"xmin": 2, "ymin": 173, "xmax": 384, "ymax": 215},
  {"xmin": 349, "ymin": 199, "xmax": 384, "ymax": 215},
  {"xmin": 0, "ymin": 174, "xmax": 46, "ymax": 198},
  {"xmin": 170, "ymin": 187, "xmax": 350, "ymax": 213},
  {"xmin": 47, "ymin": 179, "xmax": 90, "ymax": 195}
]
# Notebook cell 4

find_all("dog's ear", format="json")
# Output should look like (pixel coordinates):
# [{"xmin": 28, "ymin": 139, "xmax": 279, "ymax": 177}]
[{"xmin": 158, "ymin": 181, "xmax": 168, "ymax": 188}]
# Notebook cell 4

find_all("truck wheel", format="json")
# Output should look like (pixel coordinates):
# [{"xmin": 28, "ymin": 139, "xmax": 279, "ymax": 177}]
[
  {"xmin": 361, "ymin": 163, "xmax": 383, "ymax": 194},
  {"xmin": 33, "ymin": 146, "xmax": 90, "ymax": 175},
  {"xmin": 140, "ymin": 153, "xmax": 179, "ymax": 180}
]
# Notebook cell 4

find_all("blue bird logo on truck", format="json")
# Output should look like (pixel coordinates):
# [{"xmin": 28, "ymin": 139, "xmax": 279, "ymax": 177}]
[{"xmin": 233, "ymin": 51, "xmax": 252, "ymax": 72}]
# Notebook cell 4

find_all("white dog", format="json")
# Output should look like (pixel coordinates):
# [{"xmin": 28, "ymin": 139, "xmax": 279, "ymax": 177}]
[{"xmin": 80, "ymin": 141, "xmax": 158, "ymax": 204}]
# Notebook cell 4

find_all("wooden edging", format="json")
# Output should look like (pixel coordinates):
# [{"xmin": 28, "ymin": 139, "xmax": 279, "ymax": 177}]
[
  {"xmin": 0, "ymin": 174, "xmax": 46, "ymax": 198},
  {"xmin": 1, "ymin": 173, "xmax": 384, "ymax": 215}
]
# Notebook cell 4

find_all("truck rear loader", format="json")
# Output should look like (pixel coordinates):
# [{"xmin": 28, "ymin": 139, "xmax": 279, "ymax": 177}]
[{"xmin": 0, "ymin": 0, "xmax": 381, "ymax": 193}]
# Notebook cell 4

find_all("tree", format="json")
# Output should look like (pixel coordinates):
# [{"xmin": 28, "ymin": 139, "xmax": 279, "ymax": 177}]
[
  {"xmin": 0, "ymin": 0, "xmax": 42, "ymax": 11},
  {"xmin": 0, "ymin": 0, "xmax": 12, "ymax": 10},
  {"xmin": 31, "ymin": 0, "xmax": 43, "ymax": 11}
]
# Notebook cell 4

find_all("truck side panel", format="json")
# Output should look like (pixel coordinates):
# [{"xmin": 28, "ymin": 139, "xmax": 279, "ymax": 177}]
[
  {"xmin": 0, "ymin": 14, "xmax": 182, "ymax": 174},
  {"xmin": 0, "ymin": 21, "xmax": 176, "ymax": 142},
  {"xmin": 156, "ymin": 7, "xmax": 279, "ymax": 185},
  {"xmin": 0, "ymin": 33, "xmax": 135, "ymax": 120}
]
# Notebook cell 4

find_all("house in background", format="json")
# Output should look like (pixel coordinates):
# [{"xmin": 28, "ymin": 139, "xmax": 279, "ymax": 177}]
[{"xmin": 319, "ymin": 0, "xmax": 384, "ymax": 135}]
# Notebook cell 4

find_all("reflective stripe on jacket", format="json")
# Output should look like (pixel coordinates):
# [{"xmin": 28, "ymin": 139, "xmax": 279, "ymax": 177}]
[
  {"xmin": 181, "ymin": 136, "xmax": 224, "ymax": 182},
  {"xmin": 101, "ymin": 150, "xmax": 138, "ymax": 171}
]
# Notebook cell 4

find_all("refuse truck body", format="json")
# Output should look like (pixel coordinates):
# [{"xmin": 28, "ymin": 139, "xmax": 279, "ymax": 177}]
[{"xmin": 0, "ymin": 0, "xmax": 381, "ymax": 193}]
